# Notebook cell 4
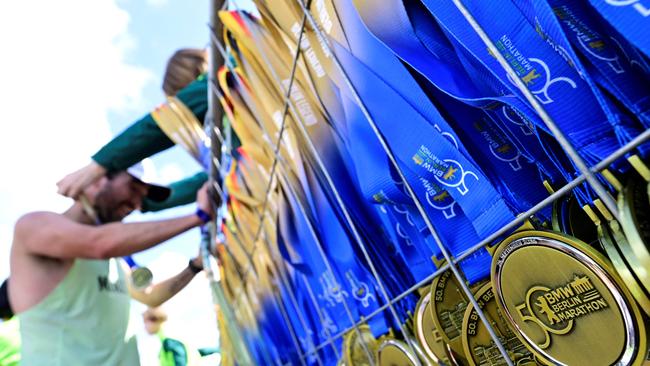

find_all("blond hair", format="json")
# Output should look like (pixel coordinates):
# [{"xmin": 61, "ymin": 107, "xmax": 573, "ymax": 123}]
[{"xmin": 162, "ymin": 48, "xmax": 208, "ymax": 96}]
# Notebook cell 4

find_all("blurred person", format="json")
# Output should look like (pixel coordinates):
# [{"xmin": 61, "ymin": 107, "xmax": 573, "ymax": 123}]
[
  {"xmin": 10, "ymin": 164, "xmax": 213, "ymax": 366},
  {"xmin": 142, "ymin": 307, "xmax": 200, "ymax": 366}
]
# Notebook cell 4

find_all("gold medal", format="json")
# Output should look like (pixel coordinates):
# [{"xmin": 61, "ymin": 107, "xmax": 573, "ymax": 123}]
[
  {"xmin": 461, "ymin": 283, "xmax": 540, "ymax": 366},
  {"xmin": 414, "ymin": 292, "xmax": 454, "ymax": 365},
  {"xmin": 376, "ymin": 338, "xmax": 421, "ymax": 366},
  {"xmin": 597, "ymin": 215, "xmax": 650, "ymax": 315},
  {"xmin": 491, "ymin": 230, "xmax": 647, "ymax": 365},
  {"xmin": 551, "ymin": 195, "xmax": 600, "ymax": 250},
  {"xmin": 619, "ymin": 176, "xmax": 650, "ymax": 286},
  {"xmin": 342, "ymin": 324, "xmax": 379, "ymax": 366},
  {"xmin": 430, "ymin": 269, "xmax": 484, "ymax": 365},
  {"xmin": 130, "ymin": 267, "xmax": 154, "ymax": 289}
]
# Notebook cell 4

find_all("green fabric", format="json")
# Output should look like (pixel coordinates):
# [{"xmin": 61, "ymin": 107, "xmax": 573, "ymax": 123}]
[
  {"xmin": 92, "ymin": 76, "xmax": 209, "ymax": 172},
  {"xmin": 197, "ymin": 347, "xmax": 220, "ymax": 357},
  {"xmin": 18, "ymin": 259, "xmax": 139, "ymax": 366},
  {"xmin": 156, "ymin": 331, "xmax": 202, "ymax": 366},
  {"xmin": 158, "ymin": 335, "xmax": 188, "ymax": 366},
  {"xmin": 142, "ymin": 172, "xmax": 208, "ymax": 212},
  {"xmin": 0, "ymin": 318, "xmax": 20, "ymax": 366}
]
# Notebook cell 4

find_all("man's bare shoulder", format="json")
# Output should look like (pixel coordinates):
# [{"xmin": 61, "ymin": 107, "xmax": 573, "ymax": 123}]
[
  {"xmin": 14, "ymin": 212, "xmax": 69, "ymax": 246},
  {"xmin": 15, "ymin": 211, "xmax": 64, "ymax": 231}
]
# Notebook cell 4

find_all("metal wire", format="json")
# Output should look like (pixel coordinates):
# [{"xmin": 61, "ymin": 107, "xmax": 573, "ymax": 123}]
[
  {"xmin": 302, "ymin": 124, "xmax": 650, "ymax": 358},
  {"xmin": 451, "ymin": 0, "xmax": 620, "ymax": 220},
  {"xmin": 210, "ymin": 7, "xmax": 360, "ymax": 361},
  {"xmin": 225, "ymin": 192, "xmax": 328, "ymax": 366},
  {"xmin": 231, "ymin": 6, "xmax": 426, "ymax": 362},
  {"xmin": 293, "ymin": 0, "xmax": 510, "ymax": 363},
  {"xmin": 208, "ymin": 9, "xmax": 305, "ymax": 273},
  {"xmin": 208, "ymin": 0, "xmax": 650, "ymax": 363}
]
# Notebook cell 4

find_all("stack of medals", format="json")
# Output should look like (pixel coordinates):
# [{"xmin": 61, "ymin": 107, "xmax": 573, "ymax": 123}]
[{"xmin": 207, "ymin": 0, "xmax": 650, "ymax": 364}]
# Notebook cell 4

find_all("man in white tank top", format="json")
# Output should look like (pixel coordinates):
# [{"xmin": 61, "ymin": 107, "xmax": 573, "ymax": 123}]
[{"xmin": 9, "ymin": 163, "xmax": 214, "ymax": 366}]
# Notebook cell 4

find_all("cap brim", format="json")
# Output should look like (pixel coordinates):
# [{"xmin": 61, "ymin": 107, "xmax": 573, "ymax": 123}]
[{"xmin": 145, "ymin": 184, "xmax": 171, "ymax": 202}]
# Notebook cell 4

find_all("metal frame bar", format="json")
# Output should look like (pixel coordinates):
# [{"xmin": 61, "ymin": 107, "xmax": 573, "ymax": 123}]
[
  {"xmin": 210, "ymin": 4, "xmax": 367, "ymax": 361},
  {"xmin": 207, "ymin": 0, "xmax": 650, "ymax": 364},
  {"xmin": 215, "ymin": 44, "xmax": 377, "ymax": 365},
  {"xmin": 451, "ymin": 0, "xmax": 620, "ymax": 220},
  {"xmin": 293, "ymin": 0, "xmax": 510, "ymax": 363},
  {"xmin": 303, "ymin": 128, "xmax": 650, "ymax": 356},
  {"xmin": 228, "ymin": 6, "xmax": 427, "ymax": 362}
]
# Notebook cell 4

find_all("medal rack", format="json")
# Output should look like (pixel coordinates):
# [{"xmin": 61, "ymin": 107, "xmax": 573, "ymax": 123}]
[{"xmin": 203, "ymin": 0, "xmax": 650, "ymax": 365}]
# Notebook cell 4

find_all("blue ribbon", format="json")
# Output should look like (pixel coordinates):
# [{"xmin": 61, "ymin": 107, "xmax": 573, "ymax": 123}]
[{"xmin": 588, "ymin": 0, "xmax": 650, "ymax": 59}]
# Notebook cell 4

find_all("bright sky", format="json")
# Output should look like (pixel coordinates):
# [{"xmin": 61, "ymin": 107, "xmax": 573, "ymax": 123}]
[{"xmin": 0, "ymin": 0, "xmax": 233, "ymax": 363}]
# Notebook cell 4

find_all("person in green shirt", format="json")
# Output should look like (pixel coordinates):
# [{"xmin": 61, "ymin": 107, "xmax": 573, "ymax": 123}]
[
  {"xmin": 57, "ymin": 48, "xmax": 210, "ymax": 206},
  {"xmin": 142, "ymin": 306, "xmax": 200, "ymax": 366}
]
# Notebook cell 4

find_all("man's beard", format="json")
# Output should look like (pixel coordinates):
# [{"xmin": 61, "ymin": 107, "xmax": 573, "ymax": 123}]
[
  {"xmin": 96, "ymin": 205, "xmax": 122, "ymax": 223},
  {"xmin": 94, "ymin": 190, "xmax": 125, "ymax": 223}
]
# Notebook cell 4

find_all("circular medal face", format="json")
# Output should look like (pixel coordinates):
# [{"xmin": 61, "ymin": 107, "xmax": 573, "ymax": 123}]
[
  {"xmin": 343, "ymin": 325, "xmax": 378, "ymax": 366},
  {"xmin": 430, "ymin": 271, "xmax": 483, "ymax": 365},
  {"xmin": 619, "ymin": 177, "xmax": 650, "ymax": 280},
  {"xmin": 491, "ymin": 231, "xmax": 646, "ymax": 366},
  {"xmin": 376, "ymin": 339, "xmax": 420, "ymax": 366},
  {"xmin": 414, "ymin": 292, "xmax": 453, "ymax": 365},
  {"xmin": 461, "ymin": 283, "xmax": 540, "ymax": 366},
  {"xmin": 131, "ymin": 267, "xmax": 153, "ymax": 289}
]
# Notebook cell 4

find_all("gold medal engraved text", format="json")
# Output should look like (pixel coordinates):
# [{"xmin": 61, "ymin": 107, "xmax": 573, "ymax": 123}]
[{"xmin": 515, "ymin": 275, "xmax": 607, "ymax": 349}]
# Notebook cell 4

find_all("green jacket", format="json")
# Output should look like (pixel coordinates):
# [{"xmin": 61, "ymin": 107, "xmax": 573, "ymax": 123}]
[
  {"xmin": 92, "ymin": 76, "xmax": 209, "ymax": 212},
  {"xmin": 92, "ymin": 76, "xmax": 208, "ymax": 173}
]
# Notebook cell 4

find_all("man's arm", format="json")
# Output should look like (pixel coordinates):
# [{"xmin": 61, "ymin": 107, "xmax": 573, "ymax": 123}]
[
  {"xmin": 14, "ymin": 212, "xmax": 203, "ymax": 260},
  {"xmin": 126, "ymin": 258, "xmax": 202, "ymax": 307}
]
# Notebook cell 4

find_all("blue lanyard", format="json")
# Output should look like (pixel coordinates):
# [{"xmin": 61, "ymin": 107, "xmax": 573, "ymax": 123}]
[
  {"xmin": 588, "ymin": 0, "xmax": 650, "ymax": 60},
  {"xmin": 408, "ymin": 0, "xmax": 570, "ymax": 185},
  {"xmin": 421, "ymin": 0, "xmax": 622, "ymax": 168},
  {"xmin": 343, "ymin": 0, "xmax": 555, "ymax": 220},
  {"xmin": 258, "ymin": 294, "xmax": 301, "ymax": 364},
  {"xmin": 330, "ymin": 36, "xmax": 502, "ymax": 284},
  {"xmin": 277, "ymin": 180, "xmax": 360, "ymax": 336},
  {"xmin": 512, "ymin": 0, "xmax": 649, "ymax": 150}
]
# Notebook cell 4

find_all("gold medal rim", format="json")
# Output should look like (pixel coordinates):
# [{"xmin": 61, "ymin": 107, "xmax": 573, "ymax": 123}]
[
  {"xmin": 490, "ymin": 229, "xmax": 647, "ymax": 366},
  {"xmin": 342, "ymin": 324, "xmax": 376, "ymax": 366},
  {"xmin": 376, "ymin": 338, "xmax": 421, "ymax": 366},
  {"xmin": 550, "ymin": 196, "xmax": 566, "ymax": 234},
  {"xmin": 460, "ymin": 283, "xmax": 486, "ymax": 366},
  {"xmin": 459, "ymin": 283, "xmax": 526, "ymax": 366},
  {"xmin": 429, "ymin": 270, "xmax": 485, "ymax": 364},
  {"xmin": 598, "ymin": 220, "xmax": 650, "ymax": 315},
  {"xmin": 618, "ymin": 178, "xmax": 650, "ymax": 278},
  {"xmin": 413, "ymin": 291, "xmax": 451, "ymax": 364},
  {"xmin": 428, "ymin": 271, "xmax": 456, "ymax": 346},
  {"xmin": 131, "ymin": 267, "xmax": 153, "ymax": 289}
]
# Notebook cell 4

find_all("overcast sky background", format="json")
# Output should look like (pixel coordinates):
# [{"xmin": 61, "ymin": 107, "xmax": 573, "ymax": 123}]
[{"xmin": 0, "ymin": 0, "xmax": 264, "ymax": 363}]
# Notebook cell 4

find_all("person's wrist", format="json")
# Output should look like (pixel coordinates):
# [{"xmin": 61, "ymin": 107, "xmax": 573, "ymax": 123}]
[
  {"xmin": 195, "ymin": 207, "xmax": 212, "ymax": 224},
  {"xmin": 90, "ymin": 160, "xmax": 107, "ymax": 175},
  {"xmin": 188, "ymin": 258, "xmax": 203, "ymax": 274}
]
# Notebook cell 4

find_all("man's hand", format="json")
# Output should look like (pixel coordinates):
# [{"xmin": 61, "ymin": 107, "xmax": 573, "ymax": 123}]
[
  {"xmin": 57, "ymin": 161, "xmax": 107, "ymax": 199},
  {"xmin": 196, "ymin": 182, "xmax": 215, "ymax": 219}
]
